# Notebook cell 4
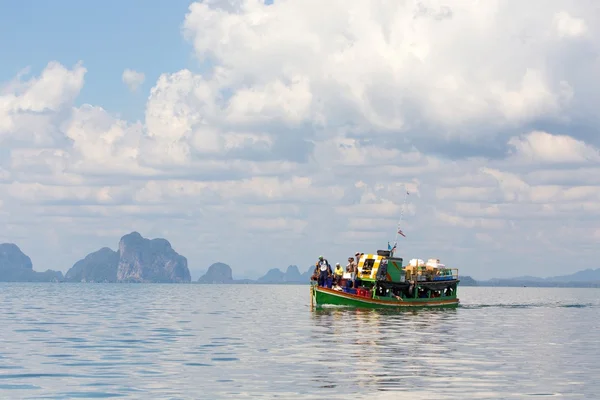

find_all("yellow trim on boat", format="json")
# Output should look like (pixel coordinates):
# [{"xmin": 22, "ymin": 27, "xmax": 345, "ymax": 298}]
[{"xmin": 357, "ymin": 254, "xmax": 384, "ymax": 280}]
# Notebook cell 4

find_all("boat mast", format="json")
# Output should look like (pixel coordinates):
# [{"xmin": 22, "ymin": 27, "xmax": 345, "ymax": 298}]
[{"xmin": 391, "ymin": 187, "xmax": 409, "ymax": 256}]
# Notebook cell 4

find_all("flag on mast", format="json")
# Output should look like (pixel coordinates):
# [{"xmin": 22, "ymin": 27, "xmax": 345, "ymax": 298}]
[
  {"xmin": 388, "ymin": 241, "xmax": 397, "ymax": 255},
  {"xmin": 397, "ymin": 229, "xmax": 406, "ymax": 237}
]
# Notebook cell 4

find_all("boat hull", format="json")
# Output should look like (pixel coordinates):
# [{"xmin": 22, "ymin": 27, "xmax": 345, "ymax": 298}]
[{"xmin": 311, "ymin": 285, "xmax": 459, "ymax": 309}]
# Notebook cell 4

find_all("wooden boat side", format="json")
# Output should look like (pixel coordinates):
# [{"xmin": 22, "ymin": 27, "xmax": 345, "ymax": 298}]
[{"xmin": 312, "ymin": 285, "xmax": 459, "ymax": 308}]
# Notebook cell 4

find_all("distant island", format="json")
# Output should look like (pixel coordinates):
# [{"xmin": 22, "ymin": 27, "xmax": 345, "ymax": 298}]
[
  {"xmin": 465, "ymin": 273, "xmax": 600, "ymax": 288},
  {"xmin": 2, "ymin": 235, "xmax": 600, "ymax": 287},
  {"xmin": 195, "ymin": 263, "xmax": 600, "ymax": 288},
  {"xmin": 1, "ymin": 232, "xmax": 191, "ymax": 283},
  {"xmin": 0, "ymin": 243, "xmax": 63, "ymax": 282},
  {"xmin": 197, "ymin": 263, "xmax": 314, "ymax": 284}
]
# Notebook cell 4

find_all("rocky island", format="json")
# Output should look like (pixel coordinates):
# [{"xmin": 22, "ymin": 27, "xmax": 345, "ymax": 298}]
[
  {"xmin": 65, "ymin": 247, "xmax": 120, "ymax": 283},
  {"xmin": 64, "ymin": 232, "xmax": 191, "ymax": 283},
  {"xmin": 0, "ymin": 243, "xmax": 63, "ymax": 282},
  {"xmin": 256, "ymin": 265, "xmax": 313, "ymax": 283},
  {"xmin": 196, "ymin": 263, "xmax": 314, "ymax": 284},
  {"xmin": 197, "ymin": 262, "xmax": 234, "ymax": 284},
  {"xmin": 193, "ymin": 261, "xmax": 481, "ymax": 286}
]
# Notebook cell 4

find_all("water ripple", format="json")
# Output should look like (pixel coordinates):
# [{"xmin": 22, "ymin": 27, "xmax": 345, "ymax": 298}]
[{"xmin": 0, "ymin": 284, "xmax": 599, "ymax": 398}]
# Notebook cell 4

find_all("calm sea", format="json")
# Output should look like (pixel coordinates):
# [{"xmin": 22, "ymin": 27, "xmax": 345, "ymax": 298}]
[{"xmin": 0, "ymin": 283, "xmax": 598, "ymax": 399}]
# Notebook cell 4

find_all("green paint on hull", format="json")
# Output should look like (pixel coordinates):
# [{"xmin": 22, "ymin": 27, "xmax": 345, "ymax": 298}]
[{"xmin": 312, "ymin": 287, "xmax": 459, "ymax": 309}]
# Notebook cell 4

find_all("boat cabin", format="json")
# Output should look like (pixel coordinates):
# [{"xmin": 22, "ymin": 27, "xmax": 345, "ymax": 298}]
[
  {"xmin": 339, "ymin": 250, "xmax": 459, "ymax": 301},
  {"xmin": 356, "ymin": 251, "xmax": 405, "ymax": 282}
]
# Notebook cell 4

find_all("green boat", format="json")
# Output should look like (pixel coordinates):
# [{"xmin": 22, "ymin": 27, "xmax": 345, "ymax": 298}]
[{"xmin": 310, "ymin": 251, "xmax": 460, "ymax": 309}]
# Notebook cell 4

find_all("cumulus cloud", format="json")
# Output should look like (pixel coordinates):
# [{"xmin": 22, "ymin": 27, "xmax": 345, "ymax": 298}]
[
  {"xmin": 121, "ymin": 68, "xmax": 145, "ymax": 91},
  {"xmin": 554, "ymin": 11, "xmax": 588, "ymax": 38},
  {"xmin": 507, "ymin": 131, "xmax": 600, "ymax": 164},
  {"xmin": 0, "ymin": 61, "xmax": 86, "ymax": 145},
  {"xmin": 2, "ymin": 0, "xmax": 600, "ymax": 279},
  {"xmin": 180, "ymin": 0, "xmax": 588, "ymax": 139}
]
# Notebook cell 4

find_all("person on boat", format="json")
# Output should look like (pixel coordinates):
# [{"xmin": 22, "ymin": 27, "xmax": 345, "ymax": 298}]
[
  {"xmin": 316, "ymin": 256, "xmax": 331, "ymax": 287},
  {"xmin": 346, "ymin": 257, "xmax": 355, "ymax": 273},
  {"xmin": 334, "ymin": 262, "xmax": 344, "ymax": 285},
  {"xmin": 312, "ymin": 262, "xmax": 320, "ymax": 283},
  {"xmin": 346, "ymin": 256, "xmax": 357, "ymax": 288}
]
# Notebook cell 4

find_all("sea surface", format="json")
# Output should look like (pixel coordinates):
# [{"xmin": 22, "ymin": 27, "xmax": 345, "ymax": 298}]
[{"xmin": 0, "ymin": 283, "xmax": 598, "ymax": 399}]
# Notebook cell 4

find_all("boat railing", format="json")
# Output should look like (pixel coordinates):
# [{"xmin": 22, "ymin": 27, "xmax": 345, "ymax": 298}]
[
  {"xmin": 444, "ymin": 268, "xmax": 459, "ymax": 280},
  {"xmin": 405, "ymin": 266, "xmax": 459, "ymax": 281}
]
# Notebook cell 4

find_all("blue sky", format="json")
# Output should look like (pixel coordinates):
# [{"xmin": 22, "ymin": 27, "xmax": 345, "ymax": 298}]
[
  {"xmin": 0, "ymin": 0, "xmax": 196, "ymax": 121},
  {"xmin": 1, "ymin": 0, "xmax": 600, "ymax": 281}
]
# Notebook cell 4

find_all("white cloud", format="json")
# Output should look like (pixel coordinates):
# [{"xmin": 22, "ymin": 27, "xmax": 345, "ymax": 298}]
[
  {"xmin": 507, "ymin": 131, "xmax": 600, "ymax": 164},
  {"xmin": 180, "ymin": 0, "xmax": 591, "ymax": 136},
  {"xmin": 4, "ymin": 61, "xmax": 86, "ymax": 113},
  {"xmin": 0, "ymin": 61, "xmax": 86, "ymax": 145},
  {"xmin": 554, "ymin": 11, "xmax": 588, "ymax": 38},
  {"xmin": 121, "ymin": 68, "xmax": 145, "ymax": 92},
  {"xmin": 2, "ymin": 0, "xmax": 600, "ymax": 280}
]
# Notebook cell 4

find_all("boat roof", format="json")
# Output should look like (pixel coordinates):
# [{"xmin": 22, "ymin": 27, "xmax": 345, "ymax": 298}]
[
  {"xmin": 360, "ymin": 252, "xmax": 402, "ymax": 261},
  {"xmin": 361, "ymin": 253, "xmax": 385, "ymax": 260}
]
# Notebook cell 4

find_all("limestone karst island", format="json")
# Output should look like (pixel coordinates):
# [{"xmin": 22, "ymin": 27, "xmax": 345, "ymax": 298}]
[{"xmin": 2, "ymin": 232, "xmax": 599, "ymax": 286}]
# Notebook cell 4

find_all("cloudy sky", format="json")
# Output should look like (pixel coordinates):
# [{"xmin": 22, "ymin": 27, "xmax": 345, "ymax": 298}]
[{"xmin": 1, "ymin": 0, "xmax": 599, "ymax": 280}]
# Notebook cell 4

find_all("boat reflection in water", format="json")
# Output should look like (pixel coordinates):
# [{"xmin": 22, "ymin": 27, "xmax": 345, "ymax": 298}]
[{"xmin": 309, "ymin": 306, "xmax": 463, "ymax": 397}]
